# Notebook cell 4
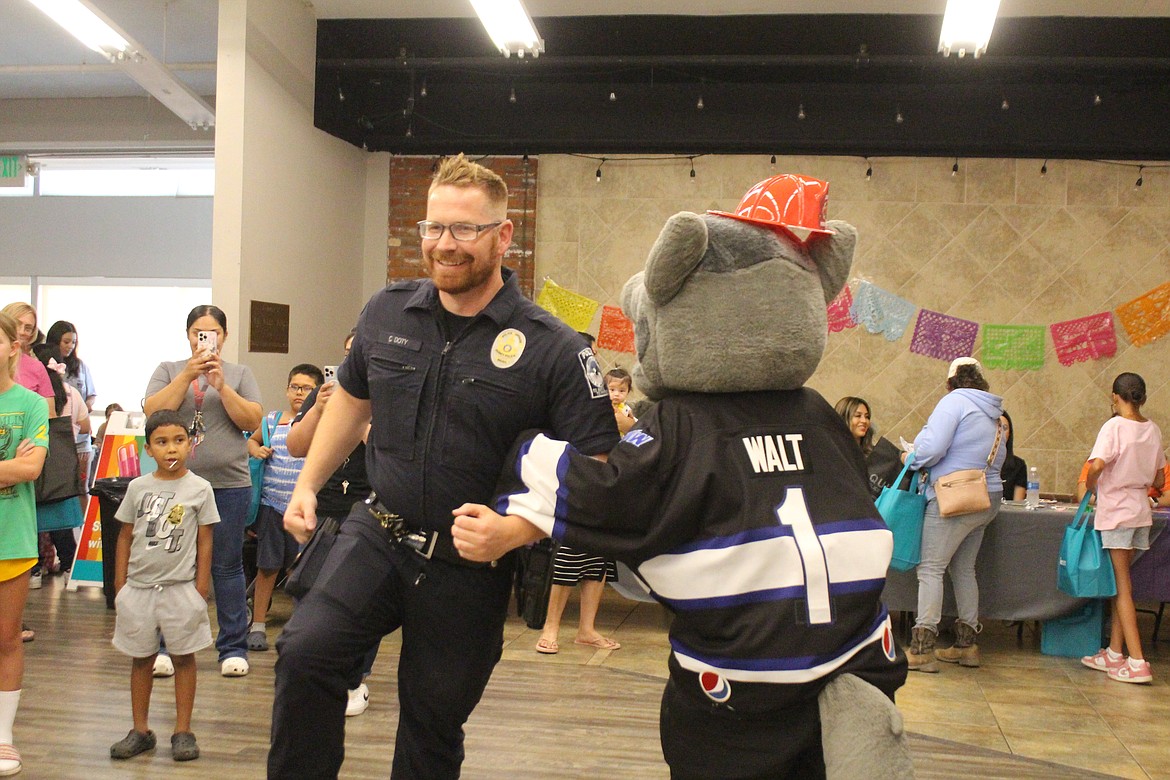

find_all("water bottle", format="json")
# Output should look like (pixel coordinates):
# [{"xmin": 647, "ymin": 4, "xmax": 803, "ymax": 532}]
[{"xmin": 1026, "ymin": 466, "xmax": 1041, "ymax": 509}]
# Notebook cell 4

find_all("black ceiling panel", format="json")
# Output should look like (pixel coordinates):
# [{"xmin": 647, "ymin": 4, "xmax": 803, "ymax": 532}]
[{"xmin": 315, "ymin": 14, "xmax": 1170, "ymax": 160}]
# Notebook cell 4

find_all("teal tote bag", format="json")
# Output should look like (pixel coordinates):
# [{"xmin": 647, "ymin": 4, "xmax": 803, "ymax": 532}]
[{"xmin": 874, "ymin": 455, "xmax": 927, "ymax": 572}]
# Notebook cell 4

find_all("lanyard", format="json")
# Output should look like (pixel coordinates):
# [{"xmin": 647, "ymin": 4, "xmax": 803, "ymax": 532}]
[{"xmin": 189, "ymin": 378, "xmax": 207, "ymax": 453}]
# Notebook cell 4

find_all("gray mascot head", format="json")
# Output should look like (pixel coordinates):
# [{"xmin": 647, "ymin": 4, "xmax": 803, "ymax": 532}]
[{"xmin": 620, "ymin": 174, "xmax": 857, "ymax": 400}]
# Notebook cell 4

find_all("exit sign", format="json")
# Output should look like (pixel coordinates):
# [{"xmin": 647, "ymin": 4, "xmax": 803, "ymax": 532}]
[{"xmin": 0, "ymin": 156, "xmax": 25, "ymax": 188}]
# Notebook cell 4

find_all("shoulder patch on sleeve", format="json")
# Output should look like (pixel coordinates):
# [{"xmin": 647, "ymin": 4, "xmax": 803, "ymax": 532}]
[
  {"xmin": 577, "ymin": 348, "xmax": 608, "ymax": 399},
  {"xmin": 623, "ymin": 429, "xmax": 654, "ymax": 447}
]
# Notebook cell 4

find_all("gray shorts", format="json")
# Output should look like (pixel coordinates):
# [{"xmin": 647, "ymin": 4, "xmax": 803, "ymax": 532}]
[
  {"xmin": 1100, "ymin": 525, "xmax": 1151, "ymax": 551},
  {"xmin": 256, "ymin": 503, "xmax": 299, "ymax": 571},
  {"xmin": 112, "ymin": 581, "xmax": 212, "ymax": 658}
]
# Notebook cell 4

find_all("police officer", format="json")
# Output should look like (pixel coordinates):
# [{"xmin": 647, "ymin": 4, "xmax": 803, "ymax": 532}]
[{"xmin": 269, "ymin": 154, "xmax": 618, "ymax": 779}]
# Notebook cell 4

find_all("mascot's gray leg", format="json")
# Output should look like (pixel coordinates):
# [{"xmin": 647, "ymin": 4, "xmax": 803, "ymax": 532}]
[{"xmin": 818, "ymin": 674, "xmax": 915, "ymax": 780}]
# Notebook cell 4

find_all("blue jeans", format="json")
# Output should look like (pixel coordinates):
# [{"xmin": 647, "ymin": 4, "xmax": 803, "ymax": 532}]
[
  {"xmin": 914, "ymin": 492, "xmax": 1002, "ymax": 632},
  {"xmin": 212, "ymin": 486, "xmax": 250, "ymax": 662}
]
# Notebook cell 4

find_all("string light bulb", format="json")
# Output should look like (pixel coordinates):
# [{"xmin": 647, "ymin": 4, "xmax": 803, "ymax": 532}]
[
  {"xmin": 595, "ymin": 159, "xmax": 604, "ymax": 183},
  {"xmin": 1040, "ymin": 159, "xmax": 1048, "ymax": 176},
  {"xmin": 770, "ymin": 154, "xmax": 776, "ymax": 168},
  {"xmin": 696, "ymin": 94, "xmax": 704, "ymax": 110},
  {"xmin": 865, "ymin": 159, "xmax": 873, "ymax": 180},
  {"xmin": 405, "ymin": 123, "xmax": 412, "ymax": 138},
  {"xmin": 952, "ymin": 159, "xmax": 959, "ymax": 177},
  {"xmin": 1001, "ymin": 96, "xmax": 1009, "ymax": 110},
  {"xmin": 797, "ymin": 103, "xmax": 806, "ymax": 121},
  {"xmin": 895, "ymin": 107, "xmax": 904, "ymax": 124},
  {"xmin": 689, "ymin": 158, "xmax": 696, "ymax": 179},
  {"xmin": 1093, "ymin": 93, "xmax": 1102, "ymax": 106},
  {"xmin": 509, "ymin": 86, "xmax": 517, "ymax": 104},
  {"xmin": 609, "ymin": 90, "xmax": 616, "ymax": 102},
  {"xmin": 1136, "ymin": 166, "xmax": 1144, "ymax": 188},
  {"xmin": 419, "ymin": 78, "xmax": 427, "ymax": 98},
  {"xmin": 338, "ymin": 85, "xmax": 345, "ymax": 102}
]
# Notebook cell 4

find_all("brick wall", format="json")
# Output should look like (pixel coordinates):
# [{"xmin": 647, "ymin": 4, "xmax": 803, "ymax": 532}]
[{"xmin": 386, "ymin": 155, "xmax": 538, "ymax": 298}]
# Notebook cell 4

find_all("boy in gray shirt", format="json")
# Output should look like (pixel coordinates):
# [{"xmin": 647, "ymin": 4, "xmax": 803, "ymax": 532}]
[{"xmin": 110, "ymin": 410, "xmax": 219, "ymax": 762}]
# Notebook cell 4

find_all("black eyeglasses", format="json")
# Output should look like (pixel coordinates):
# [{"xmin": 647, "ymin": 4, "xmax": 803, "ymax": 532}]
[
  {"xmin": 417, "ymin": 220, "xmax": 502, "ymax": 241},
  {"xmin": 287, "ymin": 384, "xmax": 315, "ymax": 395}
]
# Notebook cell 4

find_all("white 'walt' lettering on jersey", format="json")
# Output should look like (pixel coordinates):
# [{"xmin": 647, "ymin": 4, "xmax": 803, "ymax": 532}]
[{"xmin": 741, "ymin": 434, "xmax": 805, "ymax": 473}]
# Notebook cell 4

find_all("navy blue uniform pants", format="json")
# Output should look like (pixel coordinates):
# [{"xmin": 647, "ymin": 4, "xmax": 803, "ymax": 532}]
[{"xmin": 268, "ymin": 507, "xmax": 514, "ymax": 779}]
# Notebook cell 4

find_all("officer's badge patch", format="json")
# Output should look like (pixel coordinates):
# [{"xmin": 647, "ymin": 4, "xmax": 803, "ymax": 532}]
[
  {"xmin": 491, "ymin": 328, "xmax": 526, "ymax": 369},
  {"xmin": 577, "ymin": 349, "xmax": 608, "ymax": 399},
  {"xmin": 700, "ymin": 671, "xmax": 731, "ymax": 703}
]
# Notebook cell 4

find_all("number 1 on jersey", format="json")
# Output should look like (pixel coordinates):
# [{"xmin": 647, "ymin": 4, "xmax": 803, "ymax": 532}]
[{"xmin": 776, "ymin": 487, "xmax": 833, "ymax": 625}]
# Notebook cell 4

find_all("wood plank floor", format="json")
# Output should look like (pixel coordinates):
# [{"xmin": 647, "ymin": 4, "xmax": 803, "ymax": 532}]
[{"xmin": 13, "ymin": 575, "xmax": 1130, "ymax": 778}]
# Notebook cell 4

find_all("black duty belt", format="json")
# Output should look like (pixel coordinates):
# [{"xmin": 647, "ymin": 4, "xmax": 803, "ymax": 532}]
[{"xmin": 365, "ymin": 494, "xmax": 495, "ymax": 569}]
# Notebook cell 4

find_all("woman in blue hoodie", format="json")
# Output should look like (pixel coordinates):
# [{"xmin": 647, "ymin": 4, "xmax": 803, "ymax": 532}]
[{"xmin": 905, "ymin": 357, "xmax": 1006, "ymax": 673}]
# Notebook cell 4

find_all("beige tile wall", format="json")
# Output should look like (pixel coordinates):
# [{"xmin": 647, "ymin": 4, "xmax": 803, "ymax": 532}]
[{"xmin": 535, "ymin": 154, "xmax": 1170, "ymax": 495}]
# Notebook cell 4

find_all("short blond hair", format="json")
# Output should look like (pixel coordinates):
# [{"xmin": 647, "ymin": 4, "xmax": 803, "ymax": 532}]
[
  {"xmin": 430, "ymin": 154, "xmax": 508, "ymax": 213},
  {"xmin": 1, "ymin": 302, "xmax": 35, "ymax": 328},
  {"xmin": 0, "ymin": 313, "xmax": 20, "ymax": 378}
]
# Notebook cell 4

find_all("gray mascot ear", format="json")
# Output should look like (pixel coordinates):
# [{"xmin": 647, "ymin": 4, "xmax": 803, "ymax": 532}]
[
  {"xmin": 644, "ymin": 212, "xmax": 708, "ymax": 306},
  {"xmin": 809, "ymin": 220, "xmax": 857, "ymax": 304}
]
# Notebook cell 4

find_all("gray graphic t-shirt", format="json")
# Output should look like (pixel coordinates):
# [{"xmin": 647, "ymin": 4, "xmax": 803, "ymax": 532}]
[{"xmin": 115, "ymin": 472, "xmax": 220, "ymax": 587}]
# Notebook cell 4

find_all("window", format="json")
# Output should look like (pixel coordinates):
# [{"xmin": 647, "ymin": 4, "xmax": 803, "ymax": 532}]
[
  {"xmin": 0, "ymin": 179, "xmax": 34, "ymax": 197},
  {"xmin": 26, "ymin": 156, "xmax": 214, "ymax": 197},
  {"xmin": 36, "ymin": 279, "xmax": 212, "ymax": 417},
  {"xmin": 0, "ymin": 279, "xmax": 32, "ymax": 305}
]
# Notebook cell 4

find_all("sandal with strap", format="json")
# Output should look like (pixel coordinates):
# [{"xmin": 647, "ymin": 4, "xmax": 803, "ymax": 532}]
[{"xmin": 0, "ymin": 743, "xmax": 21, "ymax": 776}]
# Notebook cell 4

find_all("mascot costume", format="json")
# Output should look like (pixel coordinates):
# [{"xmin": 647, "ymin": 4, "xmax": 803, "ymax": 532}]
[{"xmin": 471, "ymin": 174, "xmax": 912, "ymax": 779}]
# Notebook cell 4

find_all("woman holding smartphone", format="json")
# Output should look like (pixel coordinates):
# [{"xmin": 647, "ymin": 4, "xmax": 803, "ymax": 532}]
[{"xmin": 144, "ymin": 305, "xmax": 263, "ymax": 678}]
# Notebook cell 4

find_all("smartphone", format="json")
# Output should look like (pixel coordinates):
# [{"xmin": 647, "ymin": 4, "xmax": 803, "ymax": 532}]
[
  {"xmin": 197, "ymin": 330, "xmax": 218, "ymax": 355},
  {"xmin": 323, "ymin": 365, "xmax": 338, "ymax": 383}
]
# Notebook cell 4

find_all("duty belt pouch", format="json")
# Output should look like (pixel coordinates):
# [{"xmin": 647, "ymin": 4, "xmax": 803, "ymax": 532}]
[
  {"xmin": 514, "ymin": 538, "xmax": 558, "ymax": 630},
  {"xmin": 284, "ymin": 516, "xmax": 341, "ymax": 599}
]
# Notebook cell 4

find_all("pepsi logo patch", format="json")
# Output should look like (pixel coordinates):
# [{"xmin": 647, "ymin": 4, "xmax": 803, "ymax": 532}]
[
  {"xmin": 700, "ymin": 671, "xmax": 731, "ymax": 703},
  {"xmin": 882, "ymin": 623, "xmax": 897, "ymax": 662}
]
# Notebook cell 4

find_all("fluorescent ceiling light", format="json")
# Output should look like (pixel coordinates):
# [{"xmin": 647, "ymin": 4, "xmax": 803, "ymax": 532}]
[
  {"xmin": 938, "ymin": 0, "xmax": 1000, "ymax": 58},
  {"xmin": 469, "ymin": 0, "xmax": 545, "ymax": 58},
  {"xmin": 25, "ymin": 0, "xmax": 215, "ymax": 129},
  {"xmin": 27, "ymin": 0, "xmax": 130, "ymax": 60}
]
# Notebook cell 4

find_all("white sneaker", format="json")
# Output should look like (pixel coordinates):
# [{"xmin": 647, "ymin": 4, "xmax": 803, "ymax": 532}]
[
  {"xmin": 28, "ymin": 573, "xmax": 42, "ymax": 590},
  {"xmin": 346, "ymin": 683, "xmax": 370, "ymax": 717},
  {"xmin": 153, "ymin": 654, "xmax": 175, "ymax": 678},
  {"xmin": 221, "ymin": 657, "xmax": 250, "ymax": 677}
]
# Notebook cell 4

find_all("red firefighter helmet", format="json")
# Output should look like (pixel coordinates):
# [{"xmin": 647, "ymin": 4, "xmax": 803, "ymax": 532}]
[{"xmin": 709, "ymin": 173, "xmax": 834, "ymax": 243}]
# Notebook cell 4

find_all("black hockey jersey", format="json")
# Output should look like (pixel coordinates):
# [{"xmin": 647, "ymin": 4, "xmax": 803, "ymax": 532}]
[{"xmin": 498, "ymin": 388, "xmax": 906, "ymax": 713}]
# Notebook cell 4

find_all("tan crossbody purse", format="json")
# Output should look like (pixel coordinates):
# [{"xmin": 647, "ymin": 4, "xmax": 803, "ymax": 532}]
[{"xmin": 933, "ymin": 416, "xmax": 1007, "ymax": 518}]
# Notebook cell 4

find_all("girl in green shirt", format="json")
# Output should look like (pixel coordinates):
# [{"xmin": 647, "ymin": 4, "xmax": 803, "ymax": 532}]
[{"xmin": 0, "ymin": 311, "xmax": 49, "ymax": 776}]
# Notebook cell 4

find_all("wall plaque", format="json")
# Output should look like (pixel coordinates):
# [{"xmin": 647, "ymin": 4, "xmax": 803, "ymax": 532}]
[{"xmin": 249, "ymin": 300, "xmax": 289, "ymax": 353}]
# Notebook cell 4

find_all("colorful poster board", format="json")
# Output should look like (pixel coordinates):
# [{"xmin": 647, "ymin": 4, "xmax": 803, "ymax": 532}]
[{"xmin": 66, "ymin": 411, "xmax": 154, "ymax": 591}]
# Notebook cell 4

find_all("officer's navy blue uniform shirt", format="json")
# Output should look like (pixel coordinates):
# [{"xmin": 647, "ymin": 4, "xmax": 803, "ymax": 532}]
[{"xmin": 338, "ymin": 267, "xmax": 619, "ymax": 532}]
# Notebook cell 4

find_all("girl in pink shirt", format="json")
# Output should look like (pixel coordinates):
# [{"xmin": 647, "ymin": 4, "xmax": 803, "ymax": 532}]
[
  {"xmin": 1082, "ymin": 373, "xmax": 1165, "ymax": 685},
  {"xmin": 0, "ymin": 304, "xmax": 53, "ymax": 403}
]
